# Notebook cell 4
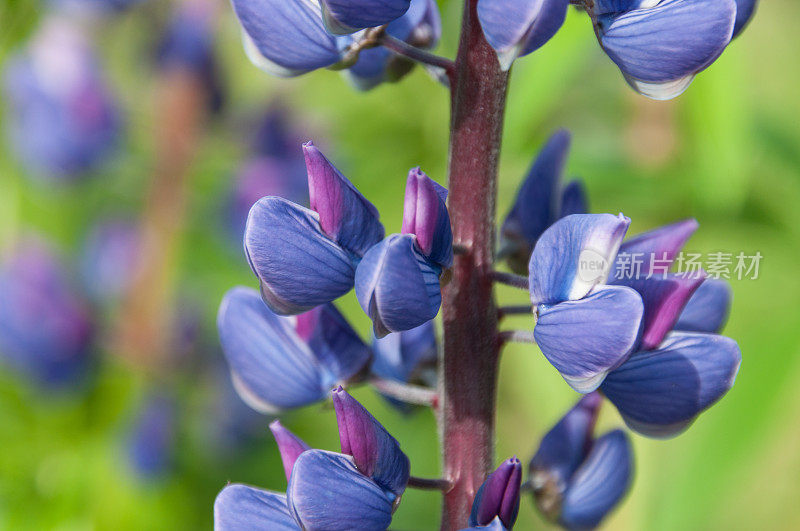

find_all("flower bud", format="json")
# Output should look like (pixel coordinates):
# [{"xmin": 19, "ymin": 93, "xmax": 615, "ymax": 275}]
[
  {"xmin": 469, "ymin": 457, "xmax": 522, "ymax": 529},
  {"xmin": 269, "ymin": 420, "xmax": 311, "ymax": 482}
]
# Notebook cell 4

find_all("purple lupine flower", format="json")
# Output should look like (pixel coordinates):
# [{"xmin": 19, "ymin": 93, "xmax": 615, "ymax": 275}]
[
  {"xmin": 79, "ymin": 218, "xmax": 140, "ymax": 304},
  {"xmin": 598, "ymin": 220, "xmax": 741, "ymax": 437},
  {"xmin": 355, "ymin": 168, "xmax": 452, "ymax": 337},
  {"xmin": 2, "ymin": 18, "xmax": 122, "ymax": 182},
  {"xmin": 229, "ymin": 108, "xmax": 308, "ymax": 239},
  {"xmin": 372, "ymin": 321, "xmax": 438, "ymax": 410},
  {"xmin": 127, "ymin": 391, "xmax": 177, "ymax": 478},
  {"xmin": 214, "ymin": 389, "xmax": 410, "ymax": 530},
  {"xmin": 231, "ymin": 0, "xmax": 353, "ymax": 78},
  {"xmin": 733, "ymin": 0, "xmax": 758, "ymax": 37},
  {"xmin": 244, "ymin": 141, "xmax": 384, "ymax": 315},
  {"xmin": 530, "ymin": 394, "xmax": 633, "ymax": 530},
  {"xmin": 582, "ymin": 0, "xmax": 738, "ymax": 99},
  {"xmin": 467, "ymin": 457, "xmax": 522, "ymax": 530},
  {"xmin": 500, "ymin": 130, "xmax": 588, "ymax": 275},
  {"xmin": 157, "ymin": 0, "xmax": 223, "ymax": 112},
  {"xmin": 320, "ymin": 0, "xmax": 411, "ymax": 35},
  {"xmin": 347, "ymin": 0, "xmax": 442, "ymax": 90},
  {"xmin": 0, "ymin": 238, "xmax": 93, "ymax": 387},
  {"xmin": 528, "ymin": 214, "xmax": 644, "ymax": 393},
  {"xmin": 477, "ymin": 0, "xmax": 569, "ymax": 70},
  {"xmin": 217, "ymin": 287, "xmax": 371, "ymax": 413}
]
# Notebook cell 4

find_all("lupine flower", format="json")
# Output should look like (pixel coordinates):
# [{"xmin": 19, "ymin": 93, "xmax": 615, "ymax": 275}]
[
  {"xmin": 530, "ymin": 393, "xmax": 633, "ymax": 530},
  {"xmin": 599, "ymin": 220, "xmax": 741, "ymax": 437},
  {"xmin": 582, "ymin": 0, "xmax": 738, "ymax": 99},
  {"xmin": 229, "ymin": 108, "xmax": 308, "ymax": 238},
  {"xmin": 372, "ymin": 321, "xmax": 438, "ymax": 410},
  {"xmin": 733, "ymin": 0, "xmax": 758, "ymax": 37},
  {"xmin": 215, "ymin": 388, "xmax": 410, "ymax": 530},
  {"xmin": 231, "ymin": 0, "xmax": 353, "ymax": 78},
  {"xmin": 2, "ymin": 18, "xmax": 122, "ymax": 182},
  {"xmin": 347, "ymin": 0, "xmax": 442, "ymax": 90},
  {"xmin": 79, "ymin": 219, "xmax": 140, "ymax": 304},
  {"xmin": 217, "ymin": 287, "xmax": 371, "ymax": 413},
  {"xmin": 320, "ymin": 0, "xmax": 411, "ymax": 35},
  {"xmin": 528, "ymin": 213, "xmax": 644, "ymax": 393},
  {"xmin": 355, "ymin": 168, "xmax": 453, "ymax": 337},
  {"xmin": 464, "ymin": 457, "xmax": 522, "ymax": 530},
  {"xmin": 127, "ymin": 392, "xmax": 176, "ymax": 478},
  {"xmin": 0, "ymin": 238, "xmax": 93, "ymax": 387},
  {"xmin": 500, "ymin": 130, "xmax": 588, "ymax": 275},
  {"xmin": 478, "ymin": 0, "xmax": 569, "ymax": 70},
  {"xmin": 245, "ymin": 141, "xmax": 384, "ymax": 315},
  {"xmin": 157, "ymin": 0, "xmax": 223, "ymax": 112}
]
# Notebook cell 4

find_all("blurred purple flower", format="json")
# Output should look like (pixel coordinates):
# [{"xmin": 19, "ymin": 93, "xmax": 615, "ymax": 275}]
[
  {"xmin": 0, "ymin": 238, "xmax": 93, "ymax": 387},
  {"xmin": 79, "ymin": 218, "xmax": 140, "ymax": 304},
  {"xmin": 127, "ymin": 391, "xmax": 177, "ymax": 479},
  {"xmin": 2, "ymin": 18, "xmax": 122, "ymax": 182}
]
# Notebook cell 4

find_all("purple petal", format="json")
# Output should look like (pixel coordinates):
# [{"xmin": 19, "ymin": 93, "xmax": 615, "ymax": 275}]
[
  {"xmin": 321, "ymin": 0, "xmax": 411, "ymax": 34},
  {"xmin": 470, "ymin": 457, "xmax": 522, "ymax": 529},
  {"xmin": 558, "ymin": 179, "xmax": 588, "ymax": 219},
  {"xmin": 244, "ymin": 196, "xmax": 357, "ymax": 315},
  {"xmin": 534, "ymin": 285, "xmax": 644, "ymax": 393},
  {"xmin": 296, "ymin": 303, "xmax": 372, "ymax": 383},
  {"xmin": 217, "ymin": 287, "xmax": 327, "ymax": 413},
  {"xmin": 597, "ymin": 0, "xmax": 736, "ymax": 97},
  {"xmin": 529, "ymin": 213, "xmax": 631, "ymax": 306},
  {"xmin": 355, "ymin": 234, "xmax": 443, "ymax": 337},
  {"xmin": 287, "ymin": 450, "xmax": 395, "ymax": 531},
  {"xmin": 674, "ymin": 278, "xmax": 732, "ymax": 334},
  {"xmin": 477, "ymin": 0, "xmax": 569, "ymax": 70},
  {"xmin": 402, "ymin": 167, "xmax": 452, "ymax": 268},
  {"xmin": 303, "ymin": 142, "xmax": 385, "ymax": 258},
  {"xmin": 602, "ymin": 332, "xmax": 742, "ymax": 438},
  {"xmin": 734, "ymin": 0, "xmax": 758, "ymax": 37},
  {"xmin": 269, "ymin": 420, "xmax": 311, "ymax": 482},
  {"xmin": 530, "ymin": 393, "xmax": 602, "ymax": 494},
  {"xmin": 500, "ymin": 130, "xmax": 571, "ymax": 275},
  {"xmin": 232, "ymin": 0, "xmax": 347, "ymax": 77},
  {"xmin": 615, "ymin": 273, "xmax": 706, "ymax": 350},
  {"xmin": 332, "ymin": 386, "xmax": 410, "ymax": 497},
  {"xmin": 559, "ymin": 430, "xmax": 633, "ymax": 530},
  {"xmin": 612, "ymin": 218, "xmax": 698, "ymax": 279},
  {"xmin": 214, "ymin": 484, "xmax": 298, "ymax": 530}
]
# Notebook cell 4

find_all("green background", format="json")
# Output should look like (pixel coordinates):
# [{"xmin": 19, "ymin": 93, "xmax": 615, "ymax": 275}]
[{"xmin": 1, "ymin": 0, "xmax": 799, "ymax": 529}]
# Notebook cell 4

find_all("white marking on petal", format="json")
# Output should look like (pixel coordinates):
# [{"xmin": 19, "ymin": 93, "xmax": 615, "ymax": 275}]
[
  {"xmin": 563, "ymin": 370, "xmax": 609, "ymax": 394},
  {"xmin": 624, "ymin": 73, "xmax": 696, "ymax": 101},
  {"xmin": 231, "ymin": 371, "xmax": 283, "ymax": 415}
]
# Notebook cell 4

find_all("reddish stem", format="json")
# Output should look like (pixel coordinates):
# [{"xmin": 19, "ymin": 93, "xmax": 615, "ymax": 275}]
[{"xmin": 439, "ymin": 0, "xmax": 509, "ymax": 529}]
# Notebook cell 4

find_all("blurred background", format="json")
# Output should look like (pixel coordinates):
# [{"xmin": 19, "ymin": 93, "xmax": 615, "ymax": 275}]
[{"xmin": 0, "ymin": 0, "xmax": 798, "ymax": 529}]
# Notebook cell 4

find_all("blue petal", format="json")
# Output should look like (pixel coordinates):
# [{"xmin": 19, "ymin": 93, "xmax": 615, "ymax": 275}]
[
  {"xmin": 612, "ymin": 218, "xmax": 698, "ymax": 279},
  {"xmin": 332, "ymin": 386, "xmax": 411, "ymax": 497},
  {"xmin": 372, "ymin": 320, "xmax": 437, "ymax": 384},
  {"xmin": 558, "ymin": 179, "xmax": 588, "ymax": 219},
  {"xmin": 477, "ymin": 0, "xmax": 569, "ymax": 70},
  {"xmin": 733, "ymin": 0, "xmax": 758, "ymax": 37},
  {"xmin": 530, "ymin": 393, "xmax": 602, "ymax": 493},
  {"xmin": 297, "ymin": 303, "xmax": 372, "ymax": 383},
  {"xmin": 217, "ymin": 287, "xmax": 327, "ymax": 413},
  {"xmin": 321, "ymin": 0, "xmax": 411, "ymax": 34},
  {"xmin": 534, "ymin": 285, "xmax": 644, "ymax": 393},
  {"xmin": 244, "ymin": 197, "xmax": 357, "ymax": 315},
  {"xmin": 287, "ymin": 450, "xmax": 395, "ymax": 531},
  {"xmin": 614, "ymin": 273, "xmax": 705, "ymax": 351},
  {"xmin": 232, "ymin": 0, "xmax": 347, "ymax": 77},
  {"xmin": 459, "ymin": 516, "xmax": 507, "ymax": 531},
  {"xmin": 529, "ymin": 213, "xmax": 631, "ymax": 306},
  {"xmin": 559, "ymin": 430, "xmax": 633, "ymax": 531},
  {"xmin": 598, "ymin": 0, "xmax": 736, "ymax": 93},
  {"xmin": 355, "ymin": 234, "xmax": 442, "ymax": 338},
  {"xmin": 602, "ymin": 332, "xmax": 742, "ymax": 438},
  {"xmin": 500, "ymin": 130, "xmax": 571, "ymax": 274},
  {"xmin": 214, "ymin": 484, "xmax": 298, "ymax": 530},
  {"xmin": 674, "ymin": 278, "xmax": 732, "ymax": 334},
  {"xmin": 303, "ymin": 142, "xmax": 385, "ymax": 258}
]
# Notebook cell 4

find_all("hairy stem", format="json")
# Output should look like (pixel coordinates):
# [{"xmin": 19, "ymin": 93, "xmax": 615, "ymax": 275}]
[
  {"xmin": 378, "ymin": 33, "xmax": 456, "ymax": 79},
  {"xmin": 368, "ymin": 378, "xmax": 438, "ymax": 407},
  {"xmin": 407, "ymin": 476, "xmax": 453, "ymax": 491},
  {"xmin": 439, "ymin": 0, "xmax": 509, "ymax": 528}
]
